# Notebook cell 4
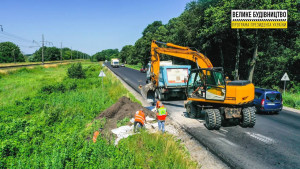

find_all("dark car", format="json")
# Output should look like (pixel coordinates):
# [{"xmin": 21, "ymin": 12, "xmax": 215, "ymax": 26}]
[
  {"xmin": 253, "ymin": 88, "xmax": 283, "ymax": 114},
  {"xmin": 140, "ymin": 67, "xmax": 147, "ymax": 73}
]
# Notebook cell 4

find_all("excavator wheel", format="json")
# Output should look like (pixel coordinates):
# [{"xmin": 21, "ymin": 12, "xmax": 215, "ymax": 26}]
[
  {"xmin": 241, "ymin": 107, "xmax": 252, "ymax": 127},
  {"xmin": 186, "ymin": 102, "xmax": 197, "ymax": 118},
  {"xmin": 248, "ymin": 106, "xmax": 256, "ymax": 128},
  {"xmin": 205, "ymin": 109, "xmax": 221, "ymax": 130}
]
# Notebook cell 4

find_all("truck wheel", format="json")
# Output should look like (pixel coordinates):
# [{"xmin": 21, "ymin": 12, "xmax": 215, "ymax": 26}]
[
  {"xmin": 186, "ymin": 102, "xmax": 197, "ymax": 118},
  {"xmin": 205, "ymin": 109, "xmax": 221, "ymax": 130},
  {"xmin": 156, "ymin": 90, "xmax": 165, "ymax": 101},
  {"xmin": 241, "ymin": 107, "xmax": 251, "ymax": 127},
  {"xmin": 248, "ymin": 107, "xmax": 256, "ymax": 128}
]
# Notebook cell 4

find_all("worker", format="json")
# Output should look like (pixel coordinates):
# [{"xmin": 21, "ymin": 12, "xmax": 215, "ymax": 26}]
[
  {"xmin": 156, "ymin": 100, "xmax": 161, "ymax": 110},
  {"xmin": 134, "ymin": 109, "xmax": 146, "ymax": 133},
  {"xmin": 156, "ymin": 102, "xmax": 168, "ymax": 133}
]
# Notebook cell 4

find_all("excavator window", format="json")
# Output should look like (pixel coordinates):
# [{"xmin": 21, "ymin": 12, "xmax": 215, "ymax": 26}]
[
  {"xmin": 187, "ymin": 69, "xmax": 226, "ymax": 101},
  {"xmin": 205, "ymin": 70, "xmax": 226, "ymax": 101}
]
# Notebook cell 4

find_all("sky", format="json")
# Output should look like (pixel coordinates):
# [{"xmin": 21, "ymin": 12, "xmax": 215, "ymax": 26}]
[{"xmin": 0, "ymin": 0, "xmax": 192, "ymax": 55}]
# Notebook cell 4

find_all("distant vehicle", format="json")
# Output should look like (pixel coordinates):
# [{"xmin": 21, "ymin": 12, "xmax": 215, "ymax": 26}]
[
  {"xmin": 253, "ymin": 88, "xmax": 283, "ymax": 114},
  {"xmin": 121, "ymin": 64, "xmax": 125, "ymax": 67},
  {"xmin": 111, "ymin": 58, "xmax": 119, "ymax": 68},
  {"xmin": 140, "ymin": 67, "xmax": 147, "ymax": 73}
]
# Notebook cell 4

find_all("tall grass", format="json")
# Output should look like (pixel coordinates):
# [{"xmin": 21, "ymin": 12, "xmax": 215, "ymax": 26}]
[
  {"xmin": 0, "ymin": 62, "xmax": 195, "ymax": 168},
  {"xmin": 119, "ymin": 131, "xmax": 198, "ymax": 169},
  {"xmin": 283, "ymin": 91, "xmax": 300, "ymax": 109}
]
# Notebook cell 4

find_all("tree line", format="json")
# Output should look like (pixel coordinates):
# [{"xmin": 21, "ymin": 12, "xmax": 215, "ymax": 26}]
[
  {"xmin": 0, "ymin": 42, "xmax": 90, "ymax": 63},
  {"xmin": 115, "ymin": 0, "xmax": 299, "ymax": 90}
]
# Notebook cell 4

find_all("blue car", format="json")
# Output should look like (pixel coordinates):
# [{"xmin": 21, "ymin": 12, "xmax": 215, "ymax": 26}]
[{"xmin": 253, "ymin": 88, "xmax": 283, "ymax": 113}]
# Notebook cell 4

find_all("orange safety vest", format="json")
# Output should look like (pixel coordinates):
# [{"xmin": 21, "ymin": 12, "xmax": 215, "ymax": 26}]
[
  {"xmin": 135, "ymin": 110, "xmax": 145, "ymax": 125},
  {"xmin": 156, "ymin": 107, "xmax": 167, "ymax": 121}
]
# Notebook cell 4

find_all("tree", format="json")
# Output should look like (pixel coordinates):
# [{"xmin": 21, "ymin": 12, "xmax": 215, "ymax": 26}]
[
  {"xmin": 0, "ymin": 42, "xmax": 25, "ymax": 63},
  {"xmin": 119, "ymin": 45, "xmax": 134, "ymax": 63},
  {"xmin": 92, "ymin": 49, "xmax": 119, "ymax": 61}
]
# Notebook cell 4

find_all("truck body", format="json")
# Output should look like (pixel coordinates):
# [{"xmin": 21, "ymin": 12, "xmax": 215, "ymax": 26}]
[
  {"xmin": 156, "ymin": 65, "xmax": 191, "ymax": 100},
  {"xmin": 111, "ymin": 58, "xmax": 119, "ymax": 68}
]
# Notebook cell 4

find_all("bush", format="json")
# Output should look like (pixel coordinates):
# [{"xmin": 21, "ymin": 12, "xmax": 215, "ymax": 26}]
[
  {"xmin": 41, "ymin": 85, "xmax": 56, "ymax": 94},
  {"xmin": 67, "ymin": 63, "xmax": 86, "ymax": 79},
  {"xmin": 40, "ymin": 83, "xmax": 66, "ymax": 94}
]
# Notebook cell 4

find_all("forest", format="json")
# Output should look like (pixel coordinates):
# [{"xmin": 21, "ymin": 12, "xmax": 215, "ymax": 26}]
[
  {"xmin": 116, "ymin": 0, "xmax": 299, "ymax": 90},
  {"xmin": 0, "ymin": 42, "xmax": 90, "ymax": 63}
]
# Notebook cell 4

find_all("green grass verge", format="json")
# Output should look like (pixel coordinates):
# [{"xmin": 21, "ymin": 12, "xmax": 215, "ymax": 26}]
[
  {"xmin": 283, "ymin": 91, "xmax": 300, "ymax": 109},
  {"xmin": 0, "ymin": 62, "xmax": 196, "ymax": 168},
  {"xmin": 125, "ymin": 63, "xmax": 142, "ymax": 71},
  {"xmin": 119, "ymin": 131, "xmax": 198, "ymax": 169}
]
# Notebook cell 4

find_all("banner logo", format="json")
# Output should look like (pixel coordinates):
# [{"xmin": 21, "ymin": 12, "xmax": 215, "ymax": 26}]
[{"xmin": 231, "ymin": 10, "xmax": 287, "ymax": 29}]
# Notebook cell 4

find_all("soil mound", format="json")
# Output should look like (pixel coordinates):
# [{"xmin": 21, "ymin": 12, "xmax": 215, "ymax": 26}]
[{"xmin": 97, "ymin": 96, "xmax": 155, "ymax": 131}]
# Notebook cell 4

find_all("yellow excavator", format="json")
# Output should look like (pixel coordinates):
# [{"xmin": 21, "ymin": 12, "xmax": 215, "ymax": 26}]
[{"xmin": 142, "ymin": 40, "xmax": 256, "ymax": 130}]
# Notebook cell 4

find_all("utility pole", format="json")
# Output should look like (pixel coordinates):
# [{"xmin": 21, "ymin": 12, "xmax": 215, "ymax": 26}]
[
  {"xmin": 71, "ymin": 47, "xmax": 72, "ymax": 60},
  {"xmin": 60, "ymin": 42, "xmax": 62, "ymax": 63},
  {"xmin": 42, "ymin": 34, "xmax": 44, "ymax": 64},
  {"xmin": 33, "ymin": 34, "xmax": 52, "ymax": 64},
  {"xmin": 77, "ymin": 51, "xmax": 78, "ymax": 59}
]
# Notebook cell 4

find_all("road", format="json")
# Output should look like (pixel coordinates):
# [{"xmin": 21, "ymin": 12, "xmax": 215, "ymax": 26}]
[{"xmin": 105, "ymin": 63, "xmax": 300, "ymax": 169}]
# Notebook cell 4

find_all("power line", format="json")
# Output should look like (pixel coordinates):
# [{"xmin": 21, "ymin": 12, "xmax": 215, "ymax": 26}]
[{"xmin": 0, "ymin": 31, "xmax": 32, "ymax": 43}]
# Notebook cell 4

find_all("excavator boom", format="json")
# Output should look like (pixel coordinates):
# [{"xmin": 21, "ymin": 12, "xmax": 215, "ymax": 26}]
[{"xmin": 150, "ymin": 40, "xmax": 212, "ymax": 87}]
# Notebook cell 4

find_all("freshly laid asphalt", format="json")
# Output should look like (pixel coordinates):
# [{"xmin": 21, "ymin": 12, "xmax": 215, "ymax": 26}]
[{"xmin": 105, "ymin": 63, "xmax": 300, "ymax": 169}]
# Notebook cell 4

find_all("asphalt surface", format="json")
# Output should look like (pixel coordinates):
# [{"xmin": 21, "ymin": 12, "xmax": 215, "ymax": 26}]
[{"xmin": 106, "ymin": 63, "xmax": 300, "ymax": 169}]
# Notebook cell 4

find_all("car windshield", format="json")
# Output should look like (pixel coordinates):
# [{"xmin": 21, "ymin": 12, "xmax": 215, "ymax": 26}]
[{"xmin": 266, "ymin": 93, "xmax": 281, "ymax": 101}]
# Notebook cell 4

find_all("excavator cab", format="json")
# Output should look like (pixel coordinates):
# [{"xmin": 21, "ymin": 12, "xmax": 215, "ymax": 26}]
[{"xmin": 187, "ymin": 68, "xmax": 226, "ymax": 101}]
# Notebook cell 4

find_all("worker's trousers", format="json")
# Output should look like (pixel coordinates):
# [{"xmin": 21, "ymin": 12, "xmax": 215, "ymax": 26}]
[{"xmin": 158, "ymin": 120, "xmax": 165, "ymax": 133}]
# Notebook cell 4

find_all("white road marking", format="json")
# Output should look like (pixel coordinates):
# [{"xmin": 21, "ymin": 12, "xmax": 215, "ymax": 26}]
[
  {"xmin": 220, "ymin": 128, "xmax": 228, "ymax": 133},
  {"xmin": 211, "ymin": 130, "xmax": 226, "ymax": 137},
  {"xmin": 217, "ymin": 137, "xmax": 239, "ymax": 147},
  {"xmin": 246, "ymin": 132, "xmax": 276, "ymax": 144}
]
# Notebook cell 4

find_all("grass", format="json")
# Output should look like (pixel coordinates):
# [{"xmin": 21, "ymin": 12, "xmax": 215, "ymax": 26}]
[
  {"xmin": 0, "ymin": 59, "xmax": 84, "ymax": 67},
  {"xmin": 119, "ymin": 131, "xmax": 198, "ymax": 169},
  {"xmin": 282, "ymin": 91, "xmax": 300, "ymax": 109},
  {"xmin": 0, "ymin": 61, "xmax": 196, "ymax": 168},
  {"xmin": 125, "ymin": 63, "xmax": 142, "ymax": 71},
  {"xmin": 117, "ymin": 117, "xmax": 131, "ymax": 127}
]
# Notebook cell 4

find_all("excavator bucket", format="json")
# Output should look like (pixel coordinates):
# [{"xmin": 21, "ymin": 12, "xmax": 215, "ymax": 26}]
[{"xmin": 140, "ymin": 83, "xmax": 156, "ymax": 104}]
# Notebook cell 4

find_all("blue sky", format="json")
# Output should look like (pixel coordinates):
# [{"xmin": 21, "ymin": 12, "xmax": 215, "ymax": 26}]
[{"xmin": 0, "ymin": 0, "xmax": 192, "ymax": 55}]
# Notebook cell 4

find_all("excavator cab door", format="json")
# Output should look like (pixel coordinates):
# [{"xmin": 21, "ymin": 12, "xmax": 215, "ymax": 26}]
[
  {"xmin": 204, "ymin": 69, "xmax": 226, "ymax": 101},
  {"xmin": 187, "ymin": 69, "xmax": 226, "ymax": 101}
]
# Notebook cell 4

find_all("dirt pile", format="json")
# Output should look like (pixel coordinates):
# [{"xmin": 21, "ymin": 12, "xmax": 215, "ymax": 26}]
[{"xmin": 97, "ymin": 96, "xmax": 155, "ymax": 132}]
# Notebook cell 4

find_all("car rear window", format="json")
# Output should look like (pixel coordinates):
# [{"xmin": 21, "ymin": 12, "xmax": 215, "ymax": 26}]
[
  {"xmin": 266, "ymin": 93, "xmax": 281, "ymax": 101},
  {"xmin": 255, "ymin": 92, "xmax": 262, "ymax": 99}
]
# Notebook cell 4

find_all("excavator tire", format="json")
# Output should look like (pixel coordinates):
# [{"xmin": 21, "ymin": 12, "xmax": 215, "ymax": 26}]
[
  {"xmin": 241, "ymin": 107, "xmax": 251, "ymax": 127},
  {"xmin": 186, "ymin": 102, "xmax": 197, "ymax": 118},
  {"xmin": 248, "ymin": 106, "xmax": 256, "ymax": 128},
  {"xmin": 205, "ymin": 109, "xmax": 221, "ymax": 130},
  {"xmin": 214, "ymin": 109, "xmax": 222, "ymax": 130}
]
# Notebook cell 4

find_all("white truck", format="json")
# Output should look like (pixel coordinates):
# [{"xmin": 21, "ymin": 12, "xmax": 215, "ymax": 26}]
[{"xmin": 111, "ymin": 58, "xmax": 120, "ymax": 68}]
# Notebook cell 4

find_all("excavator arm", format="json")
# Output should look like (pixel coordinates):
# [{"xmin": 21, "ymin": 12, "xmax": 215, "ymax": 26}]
[{"xmin": 150, "ymin": 40, "xmax": 213, "ymax": 87}]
